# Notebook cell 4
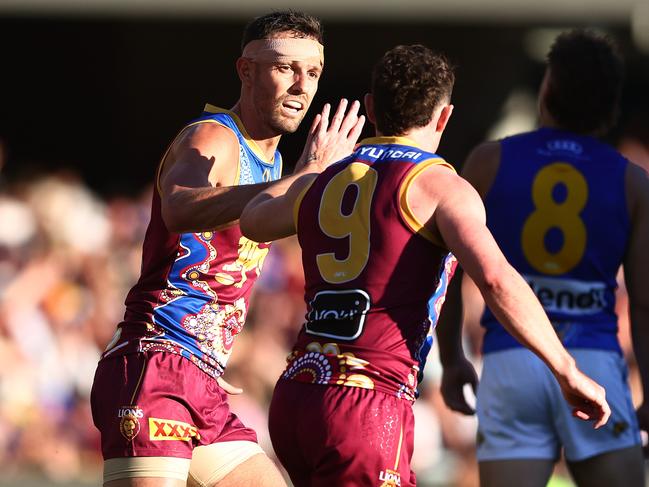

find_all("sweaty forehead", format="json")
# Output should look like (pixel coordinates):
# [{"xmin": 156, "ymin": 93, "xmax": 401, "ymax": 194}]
[{"xmin": 242, "ymin": 37, "xmax": 324, "ymax": 67}]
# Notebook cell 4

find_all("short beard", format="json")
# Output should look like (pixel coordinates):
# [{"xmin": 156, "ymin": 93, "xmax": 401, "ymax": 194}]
[{"xmin": 266, "ymin": 104, "xmax": 305, "ymax": 134}]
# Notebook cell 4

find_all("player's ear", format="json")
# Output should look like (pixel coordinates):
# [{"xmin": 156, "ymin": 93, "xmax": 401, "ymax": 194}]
[
  {"xmin": 436, "ymin": 104, "xmax": 454, "ymax": 133},
  {"xmin": 364, "ymin": 93, "xmax": 376, "ymax": 125},
  {"xmin": 236, "ymin": 57, "xmax": 253, "ymax": 86}
]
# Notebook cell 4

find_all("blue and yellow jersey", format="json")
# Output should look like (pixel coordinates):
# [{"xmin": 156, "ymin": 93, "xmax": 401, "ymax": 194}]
[
  {"xmin": 106, "ymin": 106, "xmax": 282, "ymax": 378},
  {"xmin": 194, "ymin": 105, "xmax": 282, "ymax": 185},
  {"xmin": 482, "ymin": 127, "xmax": 630, "ymax": 354}
]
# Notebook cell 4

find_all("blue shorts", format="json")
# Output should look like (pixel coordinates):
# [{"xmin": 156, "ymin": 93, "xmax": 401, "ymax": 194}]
[{"xmin": 476, "ymin": 348, "xmax": 640, "ymax": 462}]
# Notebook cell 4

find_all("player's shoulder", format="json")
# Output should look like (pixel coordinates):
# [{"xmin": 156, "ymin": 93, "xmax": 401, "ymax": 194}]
[
  {"xmin": 411, "ymin": 160, "xmax": 475, "ymax": 199},
  {"xmin": 171, "ymin": 120, "xmax": 240, "ymax": 159},
  {"xmin": 183, "ymin": 120, "xmax": 239, "ymax": 146},
  {"xmin": 461, "ymin": 140, "xmax": 501, "ymax": 197}
]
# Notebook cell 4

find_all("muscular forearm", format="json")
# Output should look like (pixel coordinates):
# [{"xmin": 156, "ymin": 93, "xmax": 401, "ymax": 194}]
[
  {"xmin": 240, "ymin": 170, "xmax": 318, "ymax": 242},
  {"xmin": 162, "ymin": 182, "xmax": 271, "ymax": 233},
  {"xmin": 163, "ymin": 163, "xmax": 323, "ymax": 234},
  {"xmin": 479, "ymin": 263, "xmax": 576, "ymax": 378}
]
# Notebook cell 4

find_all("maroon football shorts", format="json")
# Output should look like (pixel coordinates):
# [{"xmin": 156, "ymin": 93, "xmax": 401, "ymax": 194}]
[
  {"xmin": 269, "ymin": 379, "xmax": 416, "ymax": 487},
  {"xmin": 91, "ymin": 351, "xmax": 257, "ymax": 459}
]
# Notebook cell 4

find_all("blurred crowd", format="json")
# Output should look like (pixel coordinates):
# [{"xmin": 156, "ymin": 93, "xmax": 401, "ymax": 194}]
[{"xmin": 0, "ymin": 128, "xmax": 646, "ymax": 486}]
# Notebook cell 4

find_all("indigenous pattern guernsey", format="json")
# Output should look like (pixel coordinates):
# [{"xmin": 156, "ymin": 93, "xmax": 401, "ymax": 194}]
[
  {"xmin": 284, "ymin": 137, "xmax": 457, "ymax": 401},
  {"xmin": 102, "ymin": 105, "xmax": 282, "ymax": 378},
  {"xmin": 482, "ymin": 127, "xmax": 630, "ymax": 354}
]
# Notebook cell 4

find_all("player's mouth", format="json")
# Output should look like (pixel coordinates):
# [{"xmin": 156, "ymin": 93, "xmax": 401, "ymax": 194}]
[{"xmin": 281, "ymin": 100, "xmax": 305, "ymax": 116}]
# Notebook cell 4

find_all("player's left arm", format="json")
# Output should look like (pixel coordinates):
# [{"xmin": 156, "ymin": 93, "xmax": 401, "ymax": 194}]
[
  {"xmin": 240, "ymin": 172, "xmax": 317, "ymax": 242},
  {"xmin": 436, "ymin": 141, "xmax": 500, "ymax": 415},
  {"xmin": 624, "ymin": 163, "xmax": 649, "ymax": 436},
  {"xmin": 408, "ymin": 167, "xmax": 610, "ymax": 427}
]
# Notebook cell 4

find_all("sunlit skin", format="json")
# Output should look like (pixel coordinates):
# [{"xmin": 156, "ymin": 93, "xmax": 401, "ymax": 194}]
[
  {"xmin": 250, "ymin": 59, "xmax": 322, "ymax": 133},
  {"xmin": 232, "ymin": 34, "xmax": 323, "ymax": 159}
]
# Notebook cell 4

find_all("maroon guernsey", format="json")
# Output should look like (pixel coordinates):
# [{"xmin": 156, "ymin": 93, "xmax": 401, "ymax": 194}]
[
  {"xmin": 101, "ymin": 107, "xmax": 283, "ymax": 378},
  {"xmin": 281, "ymin": 136, "xmax": 457, "ymax": 400}
]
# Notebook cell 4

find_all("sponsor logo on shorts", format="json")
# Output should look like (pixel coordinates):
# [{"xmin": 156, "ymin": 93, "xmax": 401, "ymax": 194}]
[
  {"xmin": 613, "ymin": 421, "xmax": 629, "ymax": 437},
  {"xmin": 379, "ymin": 469, "xmax": 401, "ymax": 486},
  {"xmin": 118, "ymin": 406, "xmax": 142, "ymax": 441},
  {"xmin": 149, "ymin": 418, "xmax": 201, "ymax": 441}
]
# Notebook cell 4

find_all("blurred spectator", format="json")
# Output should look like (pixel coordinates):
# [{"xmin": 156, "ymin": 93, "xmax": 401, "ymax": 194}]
[{"xmin": 0, "ymin": 170, "xmax": 150, "ymax": 483}]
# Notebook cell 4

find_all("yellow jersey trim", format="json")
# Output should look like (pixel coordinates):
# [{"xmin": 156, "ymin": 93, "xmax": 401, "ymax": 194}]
[
  {"xmin": 358, "ymin": 136, "xmax": 421, "ymax": 148},
  {"xmin": 398, "ymin": 158, "xmax": 456, "ymax": 243},
  {"xmin": 293, "ymin": 178, "xmax": 317, "ymax": 232},
  {"xmin": 203, "ymin": 104, "xmax": 276, "ymax": 165}
]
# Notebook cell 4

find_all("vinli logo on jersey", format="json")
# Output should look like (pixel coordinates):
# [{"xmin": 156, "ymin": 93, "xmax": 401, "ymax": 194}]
[{"xmin": 524, "ymin": 275, "xmax": 607, "ymax": 315}]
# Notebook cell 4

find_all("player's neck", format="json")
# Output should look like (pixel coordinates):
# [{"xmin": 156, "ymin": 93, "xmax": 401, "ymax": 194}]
[
  {"xmin": 539, "ymin": 114, "xmax": 599, "ymax": 138},
  {"xmin": 379, "ymin": 126, "xmax": 439, "ymax": 153},
  {"xmin": 230, "ymin": 102, "xmax": 282, "ymax": 160}
]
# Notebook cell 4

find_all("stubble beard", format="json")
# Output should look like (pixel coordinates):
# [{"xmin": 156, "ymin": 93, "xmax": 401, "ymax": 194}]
[{"xmin": 266, "ymin": 99, "xmax": 306, "ymax": 134}]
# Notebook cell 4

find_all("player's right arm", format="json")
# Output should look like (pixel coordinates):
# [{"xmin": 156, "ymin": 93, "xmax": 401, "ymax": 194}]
[
  {"xmin": 159, "ymin": 121, "xmax": 266, "ymax": 233},
  {"xmin": 624, "ymin": 163, "xmax": 649, "ymax": 439},
  {"xmin": 409, "ymin": 166, "xmax": 610, "ymax": 427},
  {"xmin": 159, "ymin": 100, "xmax": 364, "ymax": 234}
]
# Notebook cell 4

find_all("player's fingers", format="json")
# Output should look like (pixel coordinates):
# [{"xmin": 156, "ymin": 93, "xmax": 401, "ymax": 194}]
[
  {"xmin": 470, "ymin": 377, "xmax": 479, "ymax": 394},
  {"xmin": 338, "ymin": 100, "xmax": 361, "ymax": 134},
  {"xmin": 572, "ymin": 399, "xmax": 609, "ymax": 429},
  {"xmin": 217, "ymin": 377, "xmax": 244, "ymax": 395},
  {"xmin": 328, "ymin": 98, "xmax": 348, "ymax": 133},
  {"xmin": 594, "ymin": 399, "xmax": 611, "ymax": 429},
  {"xmin": 572, "ymin": 408, "xmax": 591, "ymax": 421},
  {"xmin": 453, "ymin": 399, "xmax": 475, "ymax": 416},
  {"xmin": 317, "ymin": 103, "xmax": 331, "ymax": 136},
  {"xmin": 308, "ymin": 113, "xmax": 322, "ymax": 136},
  {"xmin": 347, "ymin": 115, "xmax": 366, "ymax": 143}
]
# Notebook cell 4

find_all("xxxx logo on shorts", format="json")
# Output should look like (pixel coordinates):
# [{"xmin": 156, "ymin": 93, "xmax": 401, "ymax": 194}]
[
  {"xmin": 379, "ymin": 469, "xmax": 401, "ymax": 486},
  {"xmin": 149, "ymin": 418, "xmax": 201, "ymax": 441},
  {"xmin": 117, "ymin": 406, "xmax": 143, "ymax": 441}
]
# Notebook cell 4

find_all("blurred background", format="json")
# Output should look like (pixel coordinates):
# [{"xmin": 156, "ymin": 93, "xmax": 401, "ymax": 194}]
[{"xmin": 0, "ymin": 1, "xmax": 648, "ymax": 486}]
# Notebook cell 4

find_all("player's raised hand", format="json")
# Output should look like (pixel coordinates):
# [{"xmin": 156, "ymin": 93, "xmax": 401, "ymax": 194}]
[
  {"xmin": 295, "ymin": 99, "xmax": 365, "ymax": 173},
  {"xmin": 440, "ymin": 356, "xmax": 479, "ymax": 415},
  {"xmin": 556, "ymin": 366, "xmax": 610, "ymax": 429}
]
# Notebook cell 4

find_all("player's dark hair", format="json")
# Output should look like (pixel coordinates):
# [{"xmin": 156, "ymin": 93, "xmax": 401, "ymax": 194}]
[
  {"xmin": 544, "ymin": 29, "xmax": 624, "ymax": 135},
  {"xmin": 371, "ymin": 45, "xmax": 455, "ymax": 136},
  {"xmin": 241, "ymin": 10, "xmax": 324, "ymax": 51}
]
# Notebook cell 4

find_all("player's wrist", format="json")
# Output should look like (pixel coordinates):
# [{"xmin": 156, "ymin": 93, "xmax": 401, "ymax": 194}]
[
  {"xmin": 439, "ymin": 345, "xmax": 467, "ymax": 367},
  {"xmin": 549, "ymin": 352, "xmax": 578, "ymax": 385}
]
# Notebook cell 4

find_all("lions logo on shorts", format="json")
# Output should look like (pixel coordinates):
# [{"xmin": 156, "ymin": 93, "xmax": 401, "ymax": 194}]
[{"xmin": 118, "ymin": 406, "xmax": 143, "ymax": 441}]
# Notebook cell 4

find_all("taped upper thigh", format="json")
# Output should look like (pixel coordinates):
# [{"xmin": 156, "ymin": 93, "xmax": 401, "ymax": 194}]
[{"xmin": 188, "ymin": 441, "xmax": 265, "ymax": 487}]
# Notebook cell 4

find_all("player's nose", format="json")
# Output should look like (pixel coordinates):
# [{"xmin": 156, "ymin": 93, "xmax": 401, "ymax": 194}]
[{"xmin": 289, "ymin": 73, "xmax": 310, "ymax": 94}]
